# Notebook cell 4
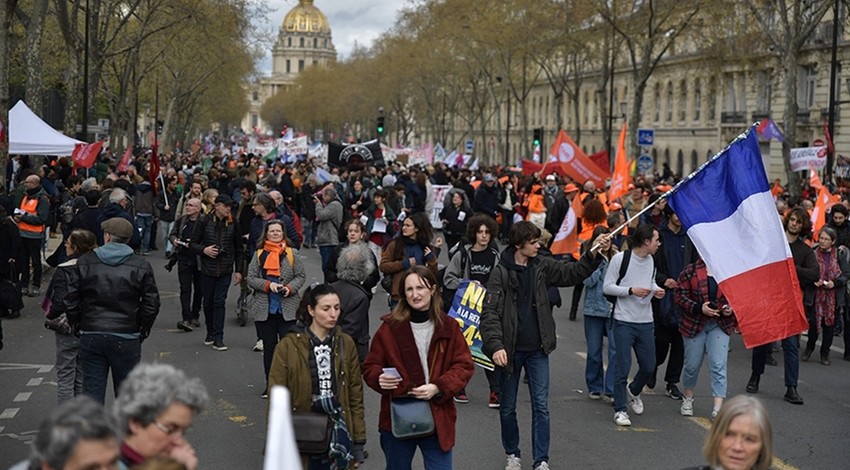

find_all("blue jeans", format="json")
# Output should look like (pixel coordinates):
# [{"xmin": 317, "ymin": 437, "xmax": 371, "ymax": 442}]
[
  {"xmin": 201, "ymin": 273, "xmax": 231, "ymax": 342},
  {"xmin": 499, "ymin": 350, "xmax": 550, "ymax": 467},
  {"xmin": 379, "ymin": 430, "xmax": 452, "ymax": 470},
  {"xmin": 136, "ymin": 214, "xmax": 153, "ymax": 252},
  {"xmin": 584, "ymin": 316, "xmax": 616, "ymax": 396},
  {"xmin": 682, "ymin": 320, "xmax": 730, "ymax": 398},
  {"xmin": 613, "ymin": 321, "xmax": 655, "ymax": 413},
  {"xmin": 79, "ymin": 333, "xmax": 141, "ymax": 405},
  {"xmin": 319, "ymin": 245, "xmax": 335, "ymax": 281}
]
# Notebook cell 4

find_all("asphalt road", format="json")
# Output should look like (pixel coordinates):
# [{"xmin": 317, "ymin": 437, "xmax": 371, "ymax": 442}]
[{"xmin": 1, "ymin": 242, "xmax": 849, "ymax": 469}]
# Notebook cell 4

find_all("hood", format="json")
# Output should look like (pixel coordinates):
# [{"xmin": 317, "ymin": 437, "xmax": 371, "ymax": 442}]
[
  {"xmin": 136, "ymin": 182, "xmax": 153, "ymax": 194},
  {"xmin": 499, "ymin": 247, "xmax": 536, "ymax": 272},
  {"xmin": 102, "ymin": 203, "xmax": 129, "ymax": 219},
  {"xmin": 94, "ymin": 242, "xmax": 135, "ymax": 266}
]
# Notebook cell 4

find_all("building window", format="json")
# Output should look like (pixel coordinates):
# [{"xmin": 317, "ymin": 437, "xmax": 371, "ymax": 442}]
[
  {"xmin": 666, "ymin": 82, "xmax": 673, "ymax": 122},
  {"xmin": 252, "ymin": 91, "xmax": 259, "ymax": 102},
  {"xmin": 251, "ymin": 114, "xmax": 258, "ymax": 128},
  {"xmin": 288, "ymin": 37, "xmax": 291, "ymax": 47},
  {"xmin": 584, "ymin": 91, "xmax": 590, "ymax": 125},
  {"xmin": 314, "ymin": 38, "xmax": 318, "ymax": 48},
  {"xmin": 298, "ymin": 60, "xmax": 305, "ymax": 72},
  {"xmin": 694, "ymin": 79, "xmax": 701, "ymax": 122},
  {"xmin": 756, "ymin": 70, "xmax": 771, "ymax": 113},
  {"xmin": 654, "ymin": 83, "xmax": 661, "ymax": 122},
  {"xmin": 300, "ymin": 37, "xmax": 305, "ymax": 48},
  {"xmin": 798, "ymin": 65, "xmax": 816, "ymax": 110},
  {"xmin": 690, "ymin": 149, "xmax": 698, "ymax": 172},
  {"xmin": 708, "ymin": 77, "xmax": 717, "ymax": 121},
  {"xmin": 724, "ymin": 72, "xmax": 737, "ymax": 112},
  {"xmin": 679, "ymin": 80, "xmax": 687, "ymax": 122},
  {"xmin": 286, "ymin": 60, "xmax": 291, "ymax": 73}
]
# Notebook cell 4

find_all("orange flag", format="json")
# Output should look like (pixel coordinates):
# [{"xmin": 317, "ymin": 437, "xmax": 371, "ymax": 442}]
[
  {"xmin": 550, "ymin": 201, "xmax": 579, "ymax": 257},
  {"xmin": 809, "ymin": 165, "xmax": 823, "ymax": 190},
  {"xmin": 571, "ymin": 191, "xmax": 584, "ymax": 219},
  {"xmin": 812, "ymin": 185, "xmax": 839, "ymax": 240},
  {"xmin": 547, "ymin": 130, "xmax": 610, "ymax": 187},
  {"xmin": 608, "ymin": 123, "xmax": 630, "ymax": 201}
]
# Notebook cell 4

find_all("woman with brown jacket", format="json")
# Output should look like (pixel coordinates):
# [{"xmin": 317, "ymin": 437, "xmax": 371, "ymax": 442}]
[
  {"xmin": 379, "ymin": 212, "xmax": 441, "ymax": 308},
  {"xmin": 267, "ymin": 284, "xmax": 367, "ymax": 469}
]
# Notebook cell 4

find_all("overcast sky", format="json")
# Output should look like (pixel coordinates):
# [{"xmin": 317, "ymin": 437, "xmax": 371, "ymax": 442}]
[{"xmin": 257, "ymin": 0, "xmax": 404, "ymax": 73}]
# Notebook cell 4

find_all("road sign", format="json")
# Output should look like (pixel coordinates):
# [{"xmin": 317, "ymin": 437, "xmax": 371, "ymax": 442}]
[
  {"xmin": 637, "ymin": 154, "xmax": 653, "ymax": 174},
  {"xmin": 813, "ymin": 138, "xmax": 824, "ymax": 147},
  {"xmin": 637, "ymin": 129, "xmax": 655, "ymax": 146},
  {"xmin": 639, "ymin": 145, "xmax": 652, "ymax": 155},
  {"xmin": 465, "ymin": 139, "xmax": 474, "ymax": 154}
]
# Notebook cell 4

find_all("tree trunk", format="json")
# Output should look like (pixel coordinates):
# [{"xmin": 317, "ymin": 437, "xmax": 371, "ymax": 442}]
[
  {"xmin": 23, "ymin": 0, "xmax": 49, "ymax": 115},
  {"xmin": 0, "ymin": 0, "xmax": 18, "ymax": 188},
  {"xmin": 782, "ymin": 52, "xmax": 801, "ymax": 197}
]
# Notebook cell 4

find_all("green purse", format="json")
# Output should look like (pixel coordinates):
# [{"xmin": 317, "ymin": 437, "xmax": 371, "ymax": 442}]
[{"xmin": 390, "ymin": 397, "xmax": 435, "ymax": 439}]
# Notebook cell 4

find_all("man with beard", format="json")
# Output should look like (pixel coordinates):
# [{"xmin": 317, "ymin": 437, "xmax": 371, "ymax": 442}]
[
  {"xmin": 745, "ymin": 208, "xmax": 814, "ymax": 405},
  {"xmin": 13, "ymin": 175, "xmax": 50, "ymax": 296},
  {"xmin": 827, "ymin": 204, "xmax": 850, "ymax": 249}
]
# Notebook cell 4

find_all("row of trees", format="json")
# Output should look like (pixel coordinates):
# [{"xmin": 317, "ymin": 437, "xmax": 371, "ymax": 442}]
[
  {"xmin": 1, "ymin": 0, "xmax": 263, "ymax": 185},
  {"xmin": 263, "ymin": 0, "xmax": 835, "ymax": 195}
]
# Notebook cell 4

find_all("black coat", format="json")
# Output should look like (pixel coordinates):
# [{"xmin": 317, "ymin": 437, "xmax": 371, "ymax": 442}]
[
  {"xmin": 329, "ymin": 279, "xmax": 372, "ymax": 361},
  {"xmin": 190, "ymin": 213, "xmax": 244, "ymax": 277}
]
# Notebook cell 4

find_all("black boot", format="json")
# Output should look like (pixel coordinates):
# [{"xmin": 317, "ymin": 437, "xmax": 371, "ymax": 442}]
[
  {"xmin": 801, "ymin": 348, "xmax": 813, "ymax": 362},
  {"xmin": 568, "ymin": 309, "xmax": 577, "ymax": 321},
  {"xmin": 745, "ymin": 373, "xmax": 760, "ymax": 393},
  {"xmin": 784, "ymin": 386, "xmax": 804, "ymax": 405}
]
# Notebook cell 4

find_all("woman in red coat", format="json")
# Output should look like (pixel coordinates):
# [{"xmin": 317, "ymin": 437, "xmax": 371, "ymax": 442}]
[{"xmin": 362, "ymin": 265, "xmax": 474, "ymax": 469}]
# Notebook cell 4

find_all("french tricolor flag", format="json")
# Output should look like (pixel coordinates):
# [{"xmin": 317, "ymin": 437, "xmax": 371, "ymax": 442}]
[{"xmin": 667, "ymin": 130, "xmax": 808, "ymax": 348}]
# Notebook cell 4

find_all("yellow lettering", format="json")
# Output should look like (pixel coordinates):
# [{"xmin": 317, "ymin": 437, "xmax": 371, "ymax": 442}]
[
  {"xmin": 460, "ymin": 283, "xmax": 486, "ymax": 311},
  {"xmin": 462, "ymin": 324, "xmax": 476, "ymax": 346}
]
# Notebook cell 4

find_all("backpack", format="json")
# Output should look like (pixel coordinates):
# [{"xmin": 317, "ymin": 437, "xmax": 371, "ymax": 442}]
[
  {"xmin": 59, "ymin": 197, "xmax": 76, "ymax": 225},
  {"xmin": 438, "ymin": 246, "xmax": 469, "ymax": 310},
  {"xmin": 604, "ymin": 250, "xmax": 632, "ymax": 319}
]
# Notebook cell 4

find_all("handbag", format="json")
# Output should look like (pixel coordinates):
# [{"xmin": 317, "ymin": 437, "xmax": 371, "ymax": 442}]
[
  {"xmin": 292, "ymin": 411, "xmax": 332, "ymax": 454},
  {"xmin": 390, "ymin": 397, "xmax": 435, "ymax": 439},
  {"xmin": 380, "ymin": 274, "xmax": 393, "ymax": 293}
]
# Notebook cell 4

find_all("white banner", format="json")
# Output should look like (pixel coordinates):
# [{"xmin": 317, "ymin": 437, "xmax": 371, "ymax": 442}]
[
  {"xmin": 790, "ymin": 146, "xmax": 827, "ymax": 172},
  {"xmin": 283, "ymin": 136, "xmax": 309, "ymax": 157},
  {"xmin": 430, "ymin": 184, "xmax": 452, "ymax": 229}
]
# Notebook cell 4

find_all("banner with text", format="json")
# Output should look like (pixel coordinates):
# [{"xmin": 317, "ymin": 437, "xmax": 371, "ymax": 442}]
[
  {"xmin": 429, "ymin": 184, "xmax": 452, "ymax": 229},
  {"xmin": 790, "ymin": 146, "xmax": 827, "ymax": 172},
  {"xmin": 447, "ymin": 280, "xmax": 495, "ymax": 370}
]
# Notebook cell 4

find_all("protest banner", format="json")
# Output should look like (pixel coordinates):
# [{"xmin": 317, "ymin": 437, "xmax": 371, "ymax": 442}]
[
  {"xmin": 446, "ymin": 280, "xmax": 495, "ymax": 370},
  {"xmin": 790, "ymin": 146, "xmax": 827, "ymax": 172},
  {"xmin": 430, "ymin": 184, "xmax": 452, "ymax": 229}
]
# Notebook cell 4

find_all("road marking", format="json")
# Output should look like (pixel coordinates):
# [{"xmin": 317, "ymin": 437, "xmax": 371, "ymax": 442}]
[
  {"xmin": 212, "ymin": 399, "xmax": 255, "ymax": 428},
  {"xmin": 13, "ymin": 393, "xmax": 31, "ymax": 402},
  {"xmin": 0, "ymin": 408, "xmax": 20, "ymax": 419},
  {"xmin": 159, "ymin": 352, "xmax": 172, "ymax": 359},
  {"xmin": 0, "ymin": 363, "xmax": 54, "ymax": 373},
  {"xmin": 27, "ymin": 378, "xmax": 43, "ymax": 386}
]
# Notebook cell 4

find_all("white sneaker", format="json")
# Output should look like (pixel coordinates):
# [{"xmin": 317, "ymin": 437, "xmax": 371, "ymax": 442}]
[
  {"xmin": 627, "ymin": 386, "xmax": 644, "ymax": 415},
  {"xmin": 505, "ymin": 454, "xmax": 521, "ymax": 470},
  {"xmin": 253, "ymin": 339, "xmax": 264, "ymax": 352},
  {"xmin": 534, "ymin": 462, "xmax": 550, "ymax": 470},
  {"xmin": 711, "ymin": 408, "xmax": 720, "ymax": 420},
  {"xmin": 680, "ymin": 397, "xmax": 694, "ymax": 416},
  {"xmin": 614, "ymin": 411, "xmax": 631, "ymax": 426}
]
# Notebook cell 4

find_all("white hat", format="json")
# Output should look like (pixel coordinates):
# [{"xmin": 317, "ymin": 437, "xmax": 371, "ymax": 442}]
[{"xmin": 546, "ymin": 174, "xmax": 556, "ymax": 181}]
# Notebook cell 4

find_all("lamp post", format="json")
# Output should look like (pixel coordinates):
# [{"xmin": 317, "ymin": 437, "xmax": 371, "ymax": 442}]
[{"xmin": 80, "ymin": 0, "xmax": 90, "ymax": 141}]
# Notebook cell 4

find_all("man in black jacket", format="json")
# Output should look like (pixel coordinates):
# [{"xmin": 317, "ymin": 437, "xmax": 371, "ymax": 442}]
[
  {"xmin": 329, "ymin": 244, "xmax": 374, "ymax": 362},
  {"xmin": 66, "ymin": 217, "xmax": 160, "ymax": 405},
  {"xmin": 190, "ymin": 194, "xmax": 244, "ymax": 351},
  {"xmin": 169, "ymin": 198, "xmax": 203, "ymax": 332}
]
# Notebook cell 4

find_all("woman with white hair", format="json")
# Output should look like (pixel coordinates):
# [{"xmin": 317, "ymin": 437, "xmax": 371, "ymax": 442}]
[{"xmin": 112, "ymin": 363, "xmax": 209, "ymax": 470}]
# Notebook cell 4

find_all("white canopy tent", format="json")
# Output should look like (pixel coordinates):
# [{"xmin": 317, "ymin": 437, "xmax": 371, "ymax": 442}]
[{"xmin": 8, "ymin": 100, "xmax": 85, "ymax": 156}]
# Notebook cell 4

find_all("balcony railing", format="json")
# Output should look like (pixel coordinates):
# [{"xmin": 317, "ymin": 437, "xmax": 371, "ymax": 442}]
[{"xmin": 720, "ymin": 111, "xmax": 746, "ymax": 124}]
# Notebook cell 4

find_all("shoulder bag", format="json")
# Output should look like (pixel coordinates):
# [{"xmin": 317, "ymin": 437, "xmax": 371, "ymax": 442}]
[{"xmin": 390, "ymin": 396, "xmax": 435, "ymax": 439}]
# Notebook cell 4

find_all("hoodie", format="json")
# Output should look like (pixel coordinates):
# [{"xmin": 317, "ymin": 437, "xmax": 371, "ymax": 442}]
[
  {"xmin": 499, "ymin": 247, "xmax": 541, "ymax": 352},
  {"xmin": 94, "ymin": 242, "xmax": 135, "ymax": 266}
]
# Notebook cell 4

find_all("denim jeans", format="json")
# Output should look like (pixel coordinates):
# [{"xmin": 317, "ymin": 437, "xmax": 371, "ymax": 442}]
[
  {"xmin": 178, "ymin": 263, "xmax": 203, "ymax": 322},
  {"xmin": 55, "ymin": 332, "xmax": 82, "ymax": 403},
  {"xmin": 682, "ymin": 320, "xmax": 730, "ymax": 398},
  {"xmin": 136, "ymin": 214, "xmax": 153, "ymax": 252},
  {"xmin": 379, "ymin": 430, "xmax": 452, "ymax": 470},
  {"xmin": 584, "ymin": 316, "xmax": 616, "ymax": 396},
  {"xmin": 319, "ymin": 245, "xmax": 335, "ymax": 281},
  {"xmin": 201, "ymin": 273, "xmax": 231, "ymax": 342},
  {"xmin": 160, "ymin": 220, "xmax": 175, "ymax": 253},
  {"xmin": 499, "ymin": 350, "xmax": 550, "ymax": 467},
  {"xmin": 751, "ymin": 334, "xmax": 799, "ymax": 387},
  {"xmin": 613, "ymin": 321, "xmax": 656, "ymax": 413},
  {"xmin": 79, "ymin": 333, "xmax": 141, "ymax": 404}
]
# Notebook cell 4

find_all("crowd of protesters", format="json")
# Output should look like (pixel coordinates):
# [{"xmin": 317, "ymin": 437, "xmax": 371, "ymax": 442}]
[{"xmin": 0, "ymin": 146, "xmax": 844, "ymax": 469}]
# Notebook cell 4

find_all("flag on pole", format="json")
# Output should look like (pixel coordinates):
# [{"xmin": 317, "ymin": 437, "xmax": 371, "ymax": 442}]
[
  {"xmin": 667, "ymin": 130, "xmax": 808, "ymax": 348},
  {"xmin": 117, "ymin": 146, "xmax": 134, "ymax": 172},
  {"xmin": 811, "ymin": 185, "xmax": 839, "ymax": 241},
  {"xmin": 71, "ymin": 141, "xmax": 104, "ymax": 169},
  {"xmin": 608, "ymin": 123, "xmax": 630, "ymax": 201},
  {"xmin": 443, "ymin": 150, "xmax": 458, "ymax": 166},
  {"xmin": 547, "ymin": 130, "xmax": 609, "ymax": 187},
  {"xmin": 823, "ymin": 119, "xmax": 835, "ymax": 155},
  {"xmin": 756, "ymin": 118, "xmax": 785, "ymax": 142},
  {"xmin": 549, "ymin": 196, "xmax": 579, "ymax": 257},
  {"xmin": 263, "ymin": 147, "xmax": 279, "ymax": 162},
  {"xmin": 149, "ymin": 144, "xmax": 160, "ymax": 191},
  {"xmin": 809, "ymin": 165, "xmax": 823, "ymax": 190}
]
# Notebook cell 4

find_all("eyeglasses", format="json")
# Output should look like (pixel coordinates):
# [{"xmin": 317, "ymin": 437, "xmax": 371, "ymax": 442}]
[{"xmin": 153, "ymin": 420, "xmax": 189, "ymax": 437}]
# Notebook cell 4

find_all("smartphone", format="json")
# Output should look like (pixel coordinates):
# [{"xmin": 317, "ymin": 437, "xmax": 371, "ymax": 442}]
[{"xmin": 382, "ymin": 367, "xmax": 402, "ymax": 380}]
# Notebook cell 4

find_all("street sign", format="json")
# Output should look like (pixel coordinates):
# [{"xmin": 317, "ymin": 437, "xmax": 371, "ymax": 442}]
[
  {"xmin": 639, "ymin": 145, "xmax": 652, "ymax": 155},
  {"xmin": 813, "ymin": 138, "xmax": 824, "ymax": 147},
  {"xmin": 465, "ymin": 139, "xmax": 474, "ymax": 154},
  {"xmin": 637, "ymin": 154, "xmax": 653, "ymax": 174},
  {"xmin": 637, "ymin": 129, "xmax": 655, "ymax": 146}
]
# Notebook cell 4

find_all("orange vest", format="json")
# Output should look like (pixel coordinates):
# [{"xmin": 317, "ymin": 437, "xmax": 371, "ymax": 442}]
[{"xmin": 19, "ymin": 195, "xmax": 44, "ymax": 234}]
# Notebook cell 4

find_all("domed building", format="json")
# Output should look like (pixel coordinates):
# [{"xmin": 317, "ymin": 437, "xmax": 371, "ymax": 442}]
[{"xmin": 242, "ymin": 0, "xmax": 337, "ymax": 135}]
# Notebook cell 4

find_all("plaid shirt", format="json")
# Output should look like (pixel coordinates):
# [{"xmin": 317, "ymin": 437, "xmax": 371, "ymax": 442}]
[{"xmin": 674, "ymin": 259, "xmax": 738, "ymax": 338}]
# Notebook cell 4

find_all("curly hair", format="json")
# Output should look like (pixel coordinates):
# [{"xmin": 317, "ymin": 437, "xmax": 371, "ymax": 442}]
[
  {"xmin": 583, "ymin": 198, "xmax": 607, "ymax": 225},
  {"xmin": 465, "ymin": 213, "xmax": 499, "ymax": 247}
]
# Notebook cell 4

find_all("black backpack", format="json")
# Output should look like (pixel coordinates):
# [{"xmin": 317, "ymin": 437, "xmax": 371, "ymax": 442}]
[{"xmin": 604, "ymin": 250, "xmax": 632, "ymax": 318}]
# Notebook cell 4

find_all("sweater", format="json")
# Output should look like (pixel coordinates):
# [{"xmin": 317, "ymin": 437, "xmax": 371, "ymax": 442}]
[{"xmin": 603, "ymin": 250, "xmax": 659, "ymax": 324}]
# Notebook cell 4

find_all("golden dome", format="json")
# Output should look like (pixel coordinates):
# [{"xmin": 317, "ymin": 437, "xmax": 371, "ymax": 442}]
[{"xmin": 283, "ymin": 0, "xmax": 331, "ymax": 34}]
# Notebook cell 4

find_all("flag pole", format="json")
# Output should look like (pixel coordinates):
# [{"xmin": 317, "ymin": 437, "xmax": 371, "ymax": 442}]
[
  {"xmin": 590, "ymin": 125, "xmax": 757, "ymax": 253},
  {"xmin": 159, "ymin": 171, "xmax": 169, "ymax": 207}
]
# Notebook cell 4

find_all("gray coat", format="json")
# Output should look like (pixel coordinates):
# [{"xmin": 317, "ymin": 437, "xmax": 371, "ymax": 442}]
[
  {"xmin": 246, "ymin": 248, "xmax": 306, "ymax": 321},
  {"xmin": 314, "ymin": 197, "xmax": 343, "ymax": 247}
]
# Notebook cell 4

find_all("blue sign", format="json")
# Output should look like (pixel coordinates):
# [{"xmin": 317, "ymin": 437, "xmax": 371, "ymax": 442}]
[
  {"xmin": 637, "ymin": 129, "xmax": 655, "ymax": 146},
  {"xmin": 465, "ymin": 139, "xmax": 475, "ymax": 153},
  {"xmin": 637, "ymin": 154, "xmax": 653, "ymax": 174}
]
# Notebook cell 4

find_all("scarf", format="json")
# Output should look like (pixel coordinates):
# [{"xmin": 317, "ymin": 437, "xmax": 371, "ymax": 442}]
[
  {"xmin": 262, "ymin": 240, "xmax": 287, "ymax": 277},
  {"xmin": 814, "ymin": 247, "xmax": 841, "ymax": 332}
]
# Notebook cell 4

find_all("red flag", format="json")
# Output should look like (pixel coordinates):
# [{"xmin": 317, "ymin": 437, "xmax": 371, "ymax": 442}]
[
  {"xmin": 117, "ymin": 146, "xmax": 133, "ymax": 172},
  {"xmin": 546, "ymin": 130, "xmax": 610, "ymax": 187},
  {"xmin": 149, "ymin": 144, "xmax": 160, "ymax": 189},
  {"xmin": 608, "ymin": 123, "xmax": 631, "ymax": 201},
  {"xmin": 588, "ymin": 149, "xmax": 610, "ymax": 175},
  {"xmin": 71, "ymin": 141, "xmax": 104, "ymax": 169},
  {"xmin": 823, "ymin": 120, "xmax": 835, "ymax": 155}
]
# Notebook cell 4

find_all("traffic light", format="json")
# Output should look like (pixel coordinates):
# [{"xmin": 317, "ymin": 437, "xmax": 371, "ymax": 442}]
[
  {"xmin": 376, "ymin": 116, "xmax": 385, "ymax": 136},
  {"xmin": 533, "ymin": 128, "xmax": 542, "ymax": 147}
]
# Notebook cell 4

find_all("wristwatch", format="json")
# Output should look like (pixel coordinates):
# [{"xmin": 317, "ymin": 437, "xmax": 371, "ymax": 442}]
[{"xmin": 628, "ymin": 287, "xmax": 633, "ymax": 296}]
